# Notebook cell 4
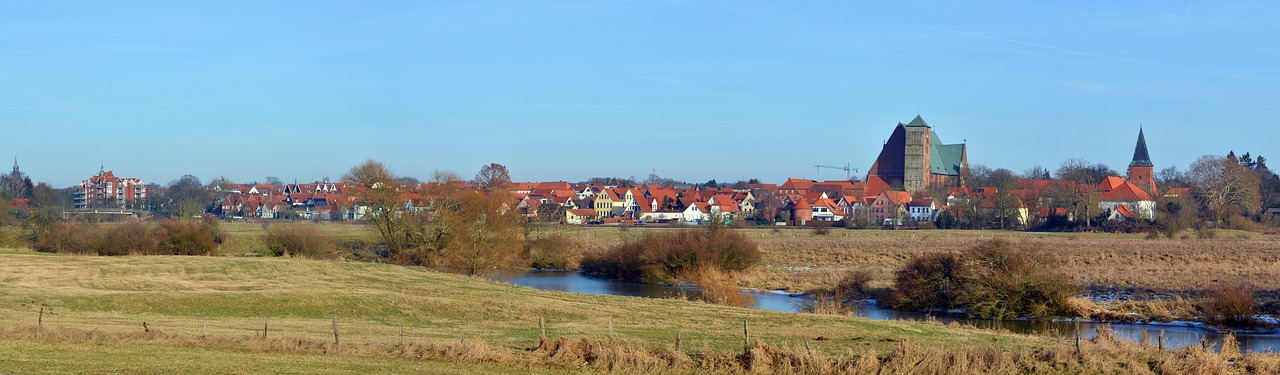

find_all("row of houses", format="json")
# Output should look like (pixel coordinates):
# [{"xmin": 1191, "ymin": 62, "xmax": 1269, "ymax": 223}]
[{"xmin": 197, "ymin": 128, "xmax": 1167, "ymax": 226}]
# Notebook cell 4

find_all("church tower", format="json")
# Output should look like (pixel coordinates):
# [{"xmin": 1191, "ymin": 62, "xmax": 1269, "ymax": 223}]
[
  {"xmin": 1127, "ymin": 128, "xmax": 1157, "ymax": 196},
  {"xmin": 902, "ymin": 115, "xmax": 931, "ymax": 193}
]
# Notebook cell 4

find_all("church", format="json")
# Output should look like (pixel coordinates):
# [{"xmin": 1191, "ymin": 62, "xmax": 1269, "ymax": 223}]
[{"xmin": 866, "ymin": 115, "xmax": 969, "ymax": 194}]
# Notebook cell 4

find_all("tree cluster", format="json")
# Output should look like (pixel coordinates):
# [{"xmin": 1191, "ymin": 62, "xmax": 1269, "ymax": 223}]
[{"xmin": 342, "ymin": 160, "xmax": 525, "ymax": 276}]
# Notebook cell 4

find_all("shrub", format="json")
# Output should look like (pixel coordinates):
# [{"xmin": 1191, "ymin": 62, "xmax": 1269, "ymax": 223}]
[
  {"xmin": 581, "ymin": 226, "xmax": 761, "ymax": 285},
  {"xmin": 678, "ymin": 265, "xmax": 752, "ymax": 307},
  {"xmin": 888, "ymin": 239, "xmax": 1078, "ymax": 319},
  {"xmin": 102, "ymin": 221, "xmax": 158, "ymax": 256},
  {"xmin": 262, "ymin": 225, "xmax": 338, "ymax": 259},
  {"xmin": 811, "ymin": 226, "xmax": 830, "ymax": 236},
  {"xmin": 32, "ymin": 222, "xmax": 99, "ymax": 255},
  {"xmin": 527, "ymin": 235, "xmax": 582, "ymax": 270},
  {"xmin": 833, "ymin": 269, "xmax": 874, "ymax": 300},
  {"xmin": 959, "ymin": 240, "xmax": 1077, "ymax": 319},
  {"xmin": 156, "ymin": 220, "xmax": 217, "ymax": 256},
  {"xmin": 889, "ymin": 252, "xmax": 966, "ymax": 312},
  {"xmin": 1202, "ymin": 284, "xmax": 1257, "ymax": 328},
  {"xmin": 1196, "ymin": 228, "xmax": 1217, "ymax": 239}
]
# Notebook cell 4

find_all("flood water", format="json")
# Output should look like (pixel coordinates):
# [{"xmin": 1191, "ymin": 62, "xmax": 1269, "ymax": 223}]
[{"xmin": 504, "ymin": 270, "xmax": 1280, "ymax": 354}]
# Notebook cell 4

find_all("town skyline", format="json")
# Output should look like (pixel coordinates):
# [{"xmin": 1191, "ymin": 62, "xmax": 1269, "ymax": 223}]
[{"xmin": 4, "ymin": 1, "xmax": 1277, "ymax": 186}]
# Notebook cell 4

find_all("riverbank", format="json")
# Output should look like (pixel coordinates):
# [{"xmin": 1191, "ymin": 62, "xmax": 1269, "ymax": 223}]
[{"xmin": 506, "ymin": 269, "xmax": 1280, "ymax": 354}]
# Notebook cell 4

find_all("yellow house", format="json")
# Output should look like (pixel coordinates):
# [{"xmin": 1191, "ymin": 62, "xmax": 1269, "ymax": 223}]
[
  {"xmin": 593, "ymin": 190, "xmax": 615, "ymax": 217},
  {"xmin": 565, "ymin": 208, "xmax": 598, "ymax": 224}
]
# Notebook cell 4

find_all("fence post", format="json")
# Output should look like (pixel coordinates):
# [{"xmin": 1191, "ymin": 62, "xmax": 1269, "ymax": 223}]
[
  {"xmin": 609, "ymin": 317, "xmax": 615, "ymax": 343},
  {"xmin": 539, "ymin": 317, "xmax": 546, "ymax": 345},
  {"xmin": 332, "ymin": 315, "xmax": 339, "ymax": 345},
  {"xmin": 203, "ymin": 320, "xmax": 208, "ymax": 338},
  {"xmin": 1158, "ymin": 330, "xmax": 1164, "ymax": 351},
  {"xmin": 803, "ymin": 336, "xmax": 812, "ymax": 356},
  {"xmin": 1073, "ymin": 318, "xmax": 1080, "ymax": 354},
  {"xmin": 459, "ymin": 328, "xmax": 465, "ymax": 345},
  {"xmin": 143, "ymin": 321, "xmax": 149, "ymax": 333},
  {"xmin": 675, "ymin": 328, "xmax": 681, "ymax": 351},
  {"xmin": 38, "ymin": 305, "xmax": 44, "ymax": 328},
  {"xmin": 263, "ymin": 320, "xmax": 268, "ymax": 339},
  {"xmin": 742, "ymin": 319, "xmax": 750, "ymax": 353}
]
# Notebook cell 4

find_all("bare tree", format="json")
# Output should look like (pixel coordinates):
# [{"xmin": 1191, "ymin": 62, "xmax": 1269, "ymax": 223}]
[
  {"xmin": 474, "ymin": 163, "xmax": 511, "ymax": 192},
  {"xmin": 1189, "ymin": 155, "xmax": 1261, "ymax": 224},
  {"xmin": 341, "ymin": 160, "xmax": 409, "ymax": 253},
  {"xmin": 1055, "ymin": 159, "xmax": 1112, "ymax": 228}
]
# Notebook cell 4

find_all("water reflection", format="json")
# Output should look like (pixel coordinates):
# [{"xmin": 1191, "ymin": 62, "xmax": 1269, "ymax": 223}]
[{"xmin": 503, "ymin": 270, "xmax": 1279, "ymax": 353}]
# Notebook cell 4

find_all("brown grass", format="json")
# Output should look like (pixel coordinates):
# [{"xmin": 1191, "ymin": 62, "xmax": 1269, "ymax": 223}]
[
  {"xmin": 262, "ymin": 224, "xmax": 339, "ymax": 259},
  {"xmin": 3, "ymin": 323, "xmax": 1276, "ymax": 374}
]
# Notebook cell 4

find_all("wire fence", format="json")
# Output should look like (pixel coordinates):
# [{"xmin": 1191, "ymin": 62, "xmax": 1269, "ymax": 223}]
[{"xmin": 4, "ymin": 304, "xmax": 772, "ymax": 354}]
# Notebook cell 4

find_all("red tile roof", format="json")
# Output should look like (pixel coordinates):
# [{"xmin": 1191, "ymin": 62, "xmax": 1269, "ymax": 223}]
[{"xmin": 1100, "ymin": 180, "xmax": 1154, "ymax": 202}]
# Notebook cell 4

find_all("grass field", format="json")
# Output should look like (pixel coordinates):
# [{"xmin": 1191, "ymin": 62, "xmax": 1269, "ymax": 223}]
[
  {"xmin": 0, "ymin": 249, "xmax": 1037, "ymax": 355},
  {"xmin": 2, "ymin": 247, "xmax": 1278, "ymax": 373},
  {"xmin": 529, "ymin": 225, "xmax": 1279, "ymax": 297}
]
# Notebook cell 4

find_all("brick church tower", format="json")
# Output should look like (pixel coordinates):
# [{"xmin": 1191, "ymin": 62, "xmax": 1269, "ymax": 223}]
[{"xmin": 1127, "ymin": 128, "xmax": 1157, "ymax": 196}]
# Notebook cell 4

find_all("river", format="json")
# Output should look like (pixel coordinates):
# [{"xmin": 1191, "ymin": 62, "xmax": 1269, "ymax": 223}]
[{"xmin": 504, "ymin": 270, "xmax": 1280, "ymax": 354}]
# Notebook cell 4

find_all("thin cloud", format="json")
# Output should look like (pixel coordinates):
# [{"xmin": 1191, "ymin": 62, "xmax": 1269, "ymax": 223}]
[
  {"xmin": 1059, "ymin": 80, "xmax": 1110, "ymax": 92},
  {"xmin": 912, "ymin": 24, "xmax": 1277, "ymax": 84},
  {"xmin": 637, "ymin": 76, "xmax": 688, "ymax": 86}
]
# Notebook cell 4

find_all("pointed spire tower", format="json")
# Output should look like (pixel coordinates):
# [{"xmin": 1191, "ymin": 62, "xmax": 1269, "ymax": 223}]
[
  {"xmin": 11, "ymin": 154, "xmax": 18, "ymax": 175},
  {"xmin": 1127, "ymin": 127, "xmax": 1157, "ymax": 196}
]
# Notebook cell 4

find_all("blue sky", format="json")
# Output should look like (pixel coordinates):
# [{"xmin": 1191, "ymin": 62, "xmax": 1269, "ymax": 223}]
[{"xmin": 2, "ymin": 1, "xmax": 1277, "ymax": 187}]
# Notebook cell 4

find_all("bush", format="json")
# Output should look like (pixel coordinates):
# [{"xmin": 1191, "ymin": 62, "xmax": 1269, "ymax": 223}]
[
  {"xmin": 32, "ymin": 222, "xmax": 99, "ymax": 255},
  {"xmin": 156, "ymin": 220, "xmax": 218, "ymax": 256},
  {"xmin": 32, "ymin": 220, "xmax": 218, "ymax": 256},
  {"xmin": 959, "ymin": 240, "xmax": 1077, "ymax": 319},
  {"xmin": 527, "ymin": 235, "xmax": 582, "ymax": 270},
  {"xmin": 679, "ymin": 265, "xmax": 752, "ymax": 307},
  {"xmin": 811, "ymin": 226, "xmax": 830, "ymax": 236},
  {"xmin": 581, "ymin": 226, "xmax": 761, "ymax": 285},
  {"xmin": 102, "ymin": 221, "xmax": 158, "ymax": 256},
  {"xmin": 889, "ymin": 252, "xmax": 966, "ymax": 312},
  {"xmin": 834, "ymin": 269, "xmax": 874, "ymax": 300},
  {"xmin": 1196, "ymin": 228, "xmax": 1218, "ymax": 239},
  {"xmin": 888, "ymin": 239, "xmax": 1078, "ymax": 319},
  {"xmin": 262, "ymin": 225, "xmax": 338, "ymax": 259},
  {"xmin": 1202, "ymin": 284, "xmax": 1257, "ymax": 328}
]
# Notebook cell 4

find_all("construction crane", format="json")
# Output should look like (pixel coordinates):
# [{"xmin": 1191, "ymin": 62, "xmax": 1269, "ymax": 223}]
[{"xmin": 815, "ymin": 164, "xmax": 859, "ymax": 181}]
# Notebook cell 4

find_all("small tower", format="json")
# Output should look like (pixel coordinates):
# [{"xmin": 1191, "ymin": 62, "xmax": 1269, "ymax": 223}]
[
  {"xmin": 1127, "ymin": 127, "xmax": 1158, "ymax": 196},
  {"xmin": 11, "ymin": 154, "xmax": 18, "ymax": 175}
]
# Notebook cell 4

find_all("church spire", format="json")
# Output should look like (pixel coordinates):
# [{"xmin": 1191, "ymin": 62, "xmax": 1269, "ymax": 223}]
[
  {"xmin": 1129, "ymin": 128, "xmax": 1152, "ymax": 167},
  {"xmin": 11, "ymin": 154, "xmax": 17, "ymax": 174}
]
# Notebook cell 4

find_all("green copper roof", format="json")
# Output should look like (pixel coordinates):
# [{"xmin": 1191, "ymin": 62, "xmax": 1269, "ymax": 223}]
[
  {"xmin": 906, "ymin": 115, "xmax": 929, "ymax": 127},
  {"xmin": 929, "ymin": 130, "xmax": 965, "ymax": 176},
  {"xmin": 1130, "ymin": 128, "xmax": 1152, "ymax": 167}
]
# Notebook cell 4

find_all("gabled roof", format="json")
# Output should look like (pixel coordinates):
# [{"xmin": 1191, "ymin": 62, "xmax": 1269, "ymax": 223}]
[
  {"xmin": 1114, "ymin": 204, "xmax": 1137, "ymax": 219},
  {"xmin": 1097, "ymin": 176, "xmax": 1128, "ymax": 192},
  {"xmin": 879, "ymin": 191, "xmax": 913, "ymax": 206},
  {"xmin": 1162, "ymin": 187, "xmax": 1192, "ymax": 198},
  {"xmin": 780, "ymin": 178, "xmax": 815, "ymax": 191},
  {"xmin": 1100, "ymin": 180, "xmax": 1154, "ymax": 202}
]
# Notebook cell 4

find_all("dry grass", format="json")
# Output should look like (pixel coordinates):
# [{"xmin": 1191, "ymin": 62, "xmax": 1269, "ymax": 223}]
[
  {"xmin": 2, "ymin": 322, "xmax": 1276, "ymax": 374},
  {"xmin": 0, "ymin": 248, "xmax": 1276, "ymax": 373},
  {"xmin": 554, "ymin": 227, "xmax": 1280, "ymax": 300}
]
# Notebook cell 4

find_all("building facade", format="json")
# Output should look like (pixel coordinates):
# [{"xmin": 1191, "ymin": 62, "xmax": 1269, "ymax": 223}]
[{"xmin": 74, "ymin": 169, "xmax": 147, "ymax": 209}]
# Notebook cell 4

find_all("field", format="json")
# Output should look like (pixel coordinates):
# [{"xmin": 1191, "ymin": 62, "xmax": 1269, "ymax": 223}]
[
  {"xmin": 530, "ymin": 225, "xmax": 1280, "ymax": 298},
  {"xmin": 206, "ymin": 222, "xmax": 1280, "ymax": 300},
  {"xmin": 2, "ymin": 241, "xmax": 1279, "ymax": 373}
]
